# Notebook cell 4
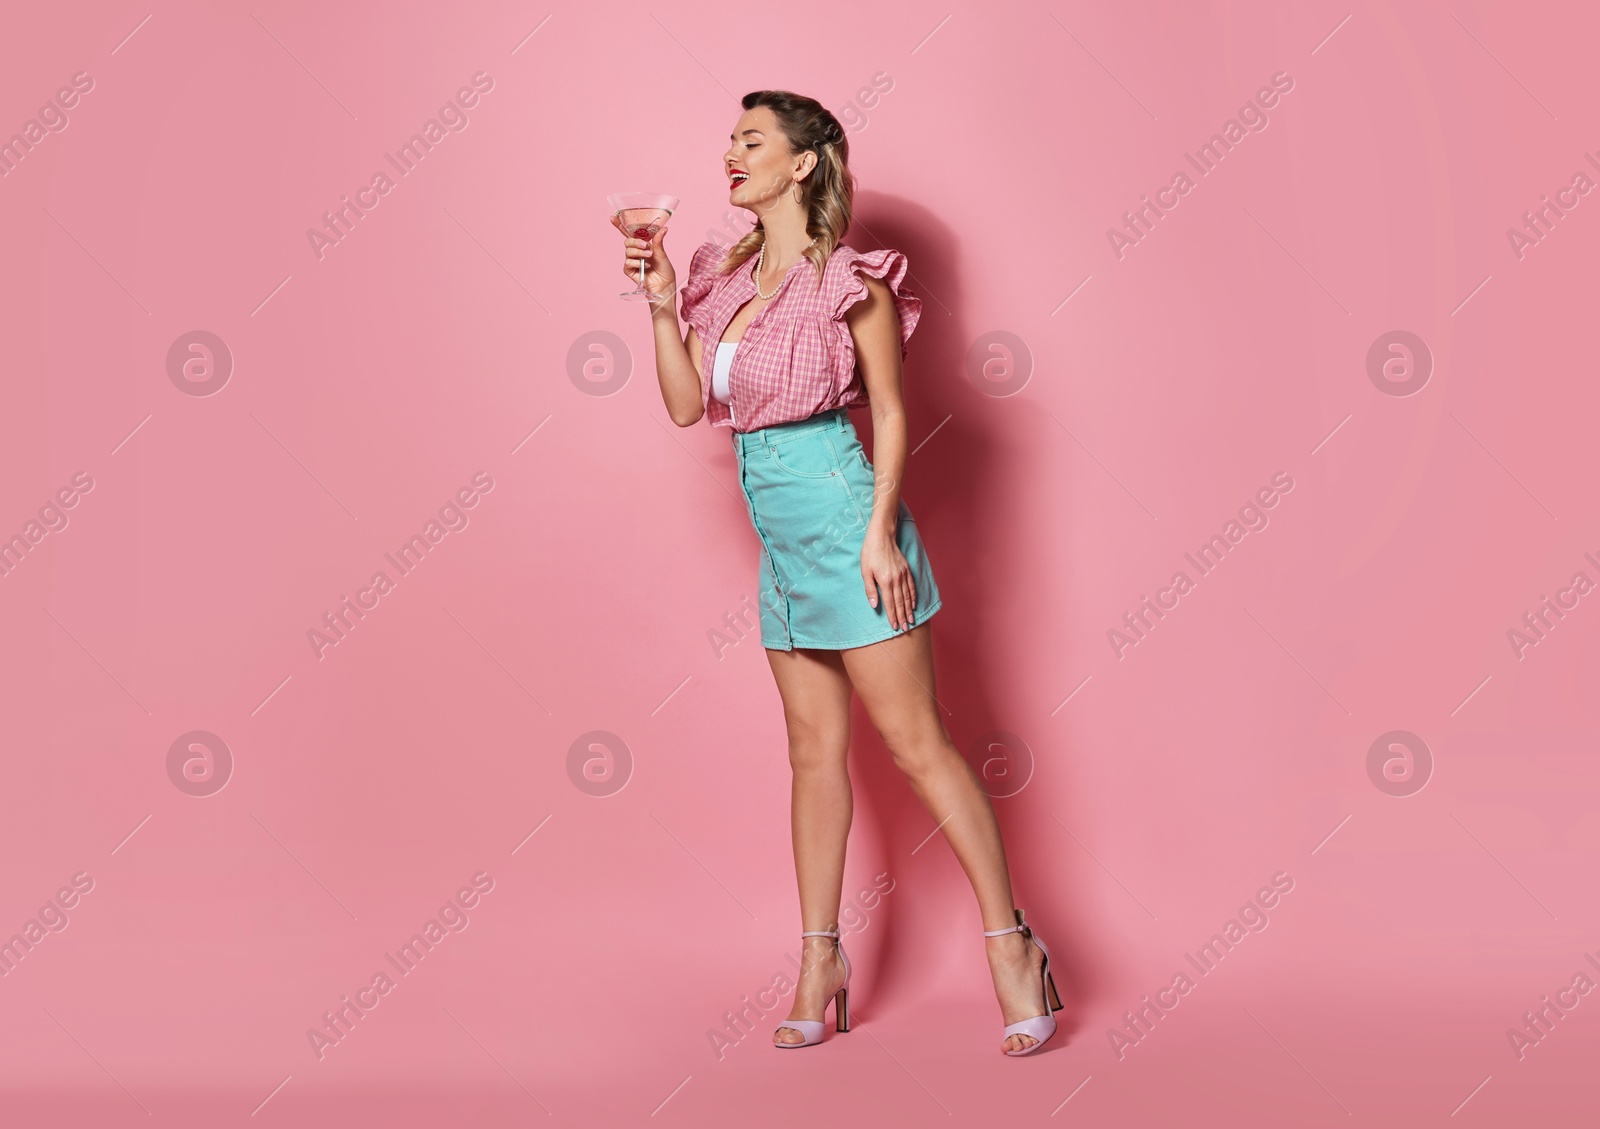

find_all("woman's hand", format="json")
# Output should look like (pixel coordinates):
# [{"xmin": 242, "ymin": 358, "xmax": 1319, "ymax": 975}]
[
  {"xmin": 862, "ymin": 529, "xmax": 916, "ymax": 632},
  {"xmin": 615, "ymin": 222, "xmax": 677, "ymax": 307}
]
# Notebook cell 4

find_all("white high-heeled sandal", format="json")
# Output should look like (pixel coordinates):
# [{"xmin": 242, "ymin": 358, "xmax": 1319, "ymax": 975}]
[
  {"xmin": 984, "ymin": 908, "xmax": 1062, "ymax": 1056},
  {"xmin": 773, "ymin": 928, "xmax": 851, "ymax": 1048}
]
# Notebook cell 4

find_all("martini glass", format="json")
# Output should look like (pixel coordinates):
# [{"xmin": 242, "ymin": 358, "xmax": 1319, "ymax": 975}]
[{"xmin": 608, "ymin": 191, "xmax": 679, "ymax": 301}]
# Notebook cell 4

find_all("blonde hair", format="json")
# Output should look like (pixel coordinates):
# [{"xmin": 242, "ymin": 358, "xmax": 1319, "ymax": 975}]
[{"xmin": 717, "ymin": 90, "xmax": 852, "ymax": 289}]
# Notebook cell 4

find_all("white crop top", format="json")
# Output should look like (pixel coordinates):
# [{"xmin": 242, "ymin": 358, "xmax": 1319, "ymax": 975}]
[{"xmin": 712, "ymin": 341, "xmax": 738, "ymax": 405}]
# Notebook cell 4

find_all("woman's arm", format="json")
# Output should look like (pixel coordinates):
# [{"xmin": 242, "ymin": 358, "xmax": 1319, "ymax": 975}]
[
  {"xmin": 845, "ymin": 273, "xmax": 917, "ymax": 631},
  {"xmin": 654, "ymin": 295, "xmax": 705, "ymax": 427},
  {"xmin": 624, "ymin": 230, "xmax": 704, "ymax": 427}
]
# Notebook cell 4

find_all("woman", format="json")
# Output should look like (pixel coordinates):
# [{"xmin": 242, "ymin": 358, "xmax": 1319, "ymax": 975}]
[{"xmin": 621, "ymin": 89, "xmax": 1062, "ymax": 1056}]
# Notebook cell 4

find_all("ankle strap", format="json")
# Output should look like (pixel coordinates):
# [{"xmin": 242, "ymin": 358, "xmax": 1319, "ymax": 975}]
[
  {"xmin": 983, "ymin": 909, "xmax": 1029, "ymax": 937},
  {"xmin": 800, "ymin": 929, "xmax": 840, "ymax": 939}
]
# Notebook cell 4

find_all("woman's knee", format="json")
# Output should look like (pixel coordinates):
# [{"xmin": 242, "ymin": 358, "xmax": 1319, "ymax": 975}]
[
  {"xmin": 881, "ymin": 723, "xmax": 954, "ymax": 779},
  {"xmin": 787, "ymin": 722, "xmax": 850, "ymax": 773}
]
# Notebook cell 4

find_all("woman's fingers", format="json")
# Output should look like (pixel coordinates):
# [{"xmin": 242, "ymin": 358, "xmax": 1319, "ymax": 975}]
[
  {"xmin": 622, "ymin": 235, "xmax": 674, "ymax": 291},
  {"xmin": 879, "ymin": 566, "xmax": 911, "ymax": 631},
  {"xmin": 861, "ymin": 561, "xmax": 915, "ymax": 630}
]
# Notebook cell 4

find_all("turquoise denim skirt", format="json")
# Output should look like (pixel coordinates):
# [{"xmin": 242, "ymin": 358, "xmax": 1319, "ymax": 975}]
[{"xmin": 732, "ymin": 408, "xmax": 943, "ymax": 651}]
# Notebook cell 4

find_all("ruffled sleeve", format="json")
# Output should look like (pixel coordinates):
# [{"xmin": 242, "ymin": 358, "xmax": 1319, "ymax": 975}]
[
  {"xmin": 677, "ymin": 240, "xmax": 727, "ymax": 339},
  {"xmin": 827, "ymin": 246, "xmax": 923, "ymax": 360}
]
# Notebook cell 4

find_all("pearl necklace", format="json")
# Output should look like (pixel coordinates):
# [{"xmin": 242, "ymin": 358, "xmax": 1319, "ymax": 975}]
[{"xmin": 752, "ymin": 236, "xmax": 817, "ymax": 300}]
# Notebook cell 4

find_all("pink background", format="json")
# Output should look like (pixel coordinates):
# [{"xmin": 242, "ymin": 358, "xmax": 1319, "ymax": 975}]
[{"xmin": 2, "ymin": 0, "xmax": 1598, "ymax": 1124}]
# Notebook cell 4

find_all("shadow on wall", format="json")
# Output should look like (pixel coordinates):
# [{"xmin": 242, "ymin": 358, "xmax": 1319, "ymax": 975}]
[{"xmin": 837, "ymin": 190, "xmax": 1105, "ymax": 1038}]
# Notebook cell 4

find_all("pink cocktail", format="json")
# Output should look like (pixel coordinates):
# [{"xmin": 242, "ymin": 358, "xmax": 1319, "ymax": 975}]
[{"xmin": 608, "ymin": 192, "xmax": 678, "ymax": 302}]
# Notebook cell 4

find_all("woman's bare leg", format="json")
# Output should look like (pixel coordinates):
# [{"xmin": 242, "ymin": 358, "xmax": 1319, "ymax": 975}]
[
  {"xmin": 764, "ymin": 645, "xmax": 855, "ymax": 1045},
  {"xmin": 839, "ymin": 620, "xmax": 1049, "ymax": 1053}
]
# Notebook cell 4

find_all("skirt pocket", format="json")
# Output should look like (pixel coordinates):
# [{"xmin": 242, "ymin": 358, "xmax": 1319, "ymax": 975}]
[{"xmin": 768, "ymin": 432, "xmax": 844, "ymax": 479}]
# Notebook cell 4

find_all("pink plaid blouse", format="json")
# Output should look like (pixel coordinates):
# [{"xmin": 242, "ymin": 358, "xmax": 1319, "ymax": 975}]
[{"xmin": 677, "ymin": 240, "xmax": 923, "ymax": 433}]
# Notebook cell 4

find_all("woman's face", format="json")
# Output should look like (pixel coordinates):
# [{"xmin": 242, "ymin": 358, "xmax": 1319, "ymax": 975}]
[{"xmin": 725, "ymin": 106, "xmax": 814, "ymax": 211}]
